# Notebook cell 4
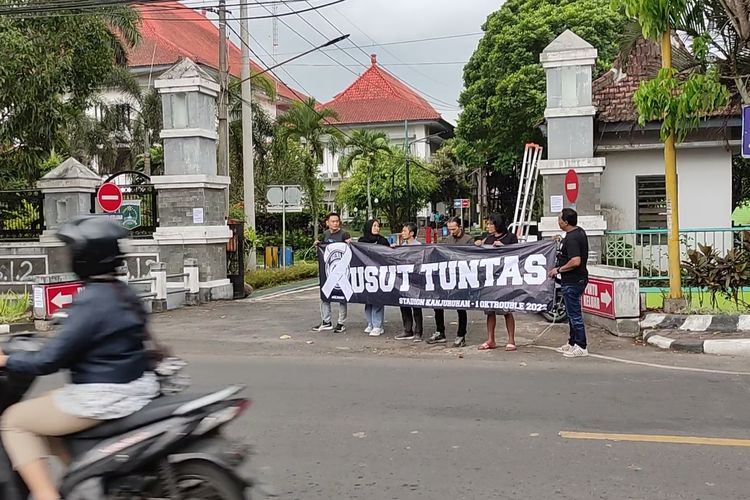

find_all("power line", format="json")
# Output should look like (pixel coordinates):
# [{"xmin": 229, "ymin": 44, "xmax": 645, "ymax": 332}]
[
  {"xmin": 256, "ymin": 0, "xmax": 459, "ymax": 111},
  {"xmin": 1, "ymin": 0, "xmax": 348, "ymax": 19},
  {"xmin": 323, "ymin": 3, "xmax": 461, "ymax": 109},
  {"xmin": 275, "ymin": 32, "xmax": 484, "ymax": 56},
  {"xmin": 299, "ymin": 0, "xmax": 460, "ymax": 110},
  {"xmin": 286, "ymin": 61, "xmax": 468, "ymax": 67}
]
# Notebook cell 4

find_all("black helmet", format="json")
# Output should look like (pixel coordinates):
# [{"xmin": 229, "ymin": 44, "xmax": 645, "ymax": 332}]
[{"xmin": 57, "ymin": 217, "xmax": 129, "ymax": 279}]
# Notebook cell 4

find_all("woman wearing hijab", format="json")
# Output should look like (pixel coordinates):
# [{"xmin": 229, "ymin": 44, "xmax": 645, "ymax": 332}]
[{"xmin": 358, "ymin": 219, "xmax": 391, "ymax": 336}]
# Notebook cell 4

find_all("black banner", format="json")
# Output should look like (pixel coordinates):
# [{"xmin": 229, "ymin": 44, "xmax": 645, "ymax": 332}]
[{"xmin": 318, "ymin": 240, "xmax": 557, "ymax": 313}]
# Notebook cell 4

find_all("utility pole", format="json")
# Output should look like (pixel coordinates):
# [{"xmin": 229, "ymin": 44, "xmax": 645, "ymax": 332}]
[
  {"xmin": 240, "ymin": 0, "xmax": 256, "ymax": 229},
  {"xmin": 217, "ymin": 0, "xmax": 229, "ymax": 178},
  {"xmin": 661, "ymin": 30, "xmax": 683, "ymax": 300}
]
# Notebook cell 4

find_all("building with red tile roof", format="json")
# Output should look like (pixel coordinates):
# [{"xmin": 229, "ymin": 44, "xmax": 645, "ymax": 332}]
[
  {"xmin": 316, "ymin": 55, "xmax": 453, "ymax": 214},
  {"xmin": 127, "ymin": 1, "xmax": 307, "ymax": 115}
]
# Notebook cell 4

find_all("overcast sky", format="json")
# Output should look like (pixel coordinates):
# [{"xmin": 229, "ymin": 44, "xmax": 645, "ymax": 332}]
[{"xmin": 194, "ymin": 0, "xmax": 503, "ymax": 124}]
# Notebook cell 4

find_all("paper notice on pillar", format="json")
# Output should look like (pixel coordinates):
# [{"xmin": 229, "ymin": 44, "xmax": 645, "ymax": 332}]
[
  {"xmin": 33, "ymin": 287, "xmax": 44, "ymax": 309},
  {"xmin": 192, "ymin": 208, "xmax": 204, "ymax": 224},
  {"xmin": 550, "ymin": 195, "xmax": 564, "ymax": 213}
]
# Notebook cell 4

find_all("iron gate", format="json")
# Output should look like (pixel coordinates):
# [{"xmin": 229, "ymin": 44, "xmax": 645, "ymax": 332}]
[{"xmin": 227, "ymin": 221, "xmax": 245, "ymax": 299}]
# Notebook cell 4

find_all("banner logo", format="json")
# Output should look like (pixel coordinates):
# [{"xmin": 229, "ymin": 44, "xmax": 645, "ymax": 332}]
[{"xmin": 321, "ymin": 243, "xmax": 354, "ymax": 300}]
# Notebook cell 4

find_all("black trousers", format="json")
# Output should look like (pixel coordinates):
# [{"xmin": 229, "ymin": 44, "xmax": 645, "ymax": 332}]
[
  {"xmin": 400, "ymin": 307, "xmax": 423, "ymax": 336},
  {"xmin": 434, "ymin": 309, "xmax": 468, "ymax": 337}
]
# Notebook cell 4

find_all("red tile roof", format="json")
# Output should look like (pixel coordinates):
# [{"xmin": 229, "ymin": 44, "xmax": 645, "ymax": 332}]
[
  {"xmin": 127, "ymin": 2, "xmax": 304, "ymax": 103},
  {"xmin": 318, "ymin": 55, "xmax": 443, "ymax": 125},
  {"xmin": 593, "ymin": 37, "xmax": 737, "ymax": 123}
]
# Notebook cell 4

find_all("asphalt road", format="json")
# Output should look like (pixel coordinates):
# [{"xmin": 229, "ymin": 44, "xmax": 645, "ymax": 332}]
[
  {"xmin": 31, "ymin": 288, "xmax": 750, "ymax": 499},
  {"xmin": 185, "ymin": 354, "xmax": 750, "ymax": 500}
]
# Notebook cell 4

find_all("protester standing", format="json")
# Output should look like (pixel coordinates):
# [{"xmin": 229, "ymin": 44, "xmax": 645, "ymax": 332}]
[
  {"xmin": 313, "ymin": 212, "xmax": 352, "ymax": 333},
  {"xmin": 358, "ymin": 219, "xmax": 391, "ymax": 337},
  {"xmin": 427, "ymin": 217, "xmax": 473, "ymax": 347},
  {"xmin": 548, "ymin": 208, "xmax": 589, "ymax": 358},
  {"xmin": 395, "ymin": 223, "xmax": 424, "ymax": 341},
  {"xmin": 475, "ymin": 214, "xmax": 518, "ymax": 351}
]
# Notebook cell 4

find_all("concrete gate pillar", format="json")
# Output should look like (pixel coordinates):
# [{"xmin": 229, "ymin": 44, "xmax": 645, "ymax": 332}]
[
  {"xmin": 538, "ymin": 30, "xmax": 607, "ymax": 262},
  {"xmin": 37, "ymin": 157, "xmax": 100, "ymax": 243},
  {"xmin": 153, "ymin": 58, "xmax": 233, "ymax": 301}
]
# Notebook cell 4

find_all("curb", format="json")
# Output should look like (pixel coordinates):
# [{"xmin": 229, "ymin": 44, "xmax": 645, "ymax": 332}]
[
  {"xmin": 644, "ymin": 332, "xmax": 750, "ymax": 356},
  {"xmin": 0, "ymin": 322, "xmax": 36, "ymax": 335},
  {"xmin": 640, "ymin": 313, "xmax": 750, "ymax": 332}
]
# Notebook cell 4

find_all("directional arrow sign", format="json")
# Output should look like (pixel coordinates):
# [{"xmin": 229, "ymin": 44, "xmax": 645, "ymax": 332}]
[
  {"xmin": 582, "ymin": 278, "xmax": 615, "ymax": 319},
  {"xmin": 51, "ymin": 291, "xmax": 73, "ymax": 309},
  {"xmin": 44, "ymin": 282, "xmax": 83, "ymax": 316}
]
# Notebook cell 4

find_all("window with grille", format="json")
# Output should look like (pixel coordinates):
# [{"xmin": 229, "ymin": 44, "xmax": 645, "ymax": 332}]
[{"xmin": 636, "ymin": 176, "xmax": 667, "ymax": 231}]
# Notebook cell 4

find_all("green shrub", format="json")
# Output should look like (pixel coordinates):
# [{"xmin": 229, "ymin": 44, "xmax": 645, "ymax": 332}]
[
  {"xmin": 245, "ymin": 262, "xmax": 319, "ymax": 291},
  {"xmin": 0, "ymin": 292, "xmax": 30, "ymax": 324}
]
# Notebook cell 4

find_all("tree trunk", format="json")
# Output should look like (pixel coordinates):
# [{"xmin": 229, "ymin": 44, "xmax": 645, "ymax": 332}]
[{"xmin": 366, "ymin": 167, "xmax": 373, "ymax": 220}]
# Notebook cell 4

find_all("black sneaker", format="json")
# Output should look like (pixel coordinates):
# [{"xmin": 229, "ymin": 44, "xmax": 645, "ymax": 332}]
[
  {"xmin": 413, "ymin": 335, "xmax": 423, "ymax": 343},
  {"xmin": 395, "ymin": 332, "xmax": 416, "ymax": 340},
  {"xmin": 453, "ymin": 336, "xmax": 466, "ymax": 348},
  {"xmin": 333, "ymin": 324, "xmax": 346, "ymax": 333},
  {"xmin": 426, "ymin": 332, "xmax": 446, "ymax": 344},
  {"xmin": 313, "ymin": 323, "xmax": 333, "ymax": 332}
]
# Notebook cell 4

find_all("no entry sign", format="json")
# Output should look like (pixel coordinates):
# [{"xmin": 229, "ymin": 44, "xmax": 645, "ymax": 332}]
[
  {"xmin": 97, "ymin": 183, "xmax": 123, "ymax": 213},
  {"xmin": 582, "ymin": 277, "xmax": 614, "ymax": 319},
  {"xmin": 564, "ymin": 169, "xmax": 579, "ymax": 204}
]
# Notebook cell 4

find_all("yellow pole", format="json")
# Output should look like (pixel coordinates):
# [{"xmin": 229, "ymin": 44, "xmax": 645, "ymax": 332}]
[{"xmin": 661, "ymin": 31, "xmax": 683, "ymax": 299}]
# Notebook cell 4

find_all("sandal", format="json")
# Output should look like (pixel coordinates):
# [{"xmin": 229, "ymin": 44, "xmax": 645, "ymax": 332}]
[
  {"xmin": 505, "ymin": 344, "xmax": 517, "ymax": 352},
  {"xmin": 478, "ymin": 342, "xmax": 497, "ymax": 350}
]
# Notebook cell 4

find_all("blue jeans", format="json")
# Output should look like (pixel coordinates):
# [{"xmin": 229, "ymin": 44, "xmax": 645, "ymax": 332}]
[
  {"xmin": 561, "ymin": 280, "xmax": 587, "ymax": 349},
  {"xmin": 364, "ymin": 304, "xmax": 384, "ymax": 329}
]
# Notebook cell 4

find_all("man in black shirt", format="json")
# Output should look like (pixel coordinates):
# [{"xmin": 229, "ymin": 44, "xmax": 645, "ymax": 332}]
[{"xmin": 547, "ymin": 208, "xmax": 589, "ymax": 358}]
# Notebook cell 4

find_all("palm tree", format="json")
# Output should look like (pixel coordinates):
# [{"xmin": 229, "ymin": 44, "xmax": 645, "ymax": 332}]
[
  {"xmin": 277, "ymin": 97, "xmax": 343, "ymax": 239},
  {"xmin": 338, "ymin": 130, "xmax": 392, "ymax": 219}
]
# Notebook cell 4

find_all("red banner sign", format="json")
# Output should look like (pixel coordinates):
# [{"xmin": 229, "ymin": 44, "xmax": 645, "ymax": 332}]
[{"xmin": 582, "ymin": 277, "xmax": 614, "ymax": 319}]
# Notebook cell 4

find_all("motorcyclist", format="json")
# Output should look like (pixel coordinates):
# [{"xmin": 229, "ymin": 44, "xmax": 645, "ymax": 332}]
[{"xmin": 0, "ymin": 217, "xmax": 161, "ymax": 500}]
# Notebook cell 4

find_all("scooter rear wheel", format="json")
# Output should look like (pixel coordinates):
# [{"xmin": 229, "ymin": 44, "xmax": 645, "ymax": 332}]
[{"xmin": 169, "ymin": 461, "xmax": 247, "ymax": 500}]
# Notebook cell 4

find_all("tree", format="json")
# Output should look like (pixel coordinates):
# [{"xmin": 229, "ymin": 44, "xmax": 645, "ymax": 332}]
[
  {"xmin": 0, "ymin": 5, "xmax": 140, "ymax": 187},
  {"xmin": 427, "ymin": 144, "xmax": 472, "ymax": 210},
  {"xmin": 337, "ymin": 147, "xmax": 438, "ymax": 230},
  {"xmin": 615, "ymin": 0, "xmax": 731, "ymax": 302},
  {"xmin": 276, "ymin": 97, "xmax": 343, "ymax": 239},
  {"xmin": 455, "ymin": 0, "xmax": 626, "ymax": 172},
  {"xmin": 338, "ymin": 130, "xmax": 392, "ymax": 219}
]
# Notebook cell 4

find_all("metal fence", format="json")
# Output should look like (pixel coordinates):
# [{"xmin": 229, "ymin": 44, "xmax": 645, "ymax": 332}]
[
  {"xmin": 603, "ymin": 227, "xmax": 750, "ymax": 284},
  {"xmin": 91, "ymin": 184, "xmax": 158, "ymax": 238},
  {"xmin": 0, "ymin": 190, "xmax": 44, "ymax": 241},
  {"xmin": 122, "ymin": 184, "xmax": 158, "ymax": 238}
]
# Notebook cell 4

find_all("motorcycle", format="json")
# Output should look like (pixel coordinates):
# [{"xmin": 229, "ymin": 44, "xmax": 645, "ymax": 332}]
[
  {"xmin": 540, "ymin": 279, "xmax": 567, "ymax": 323},
  {"xmin": 0, "ymin": 334, "xmax": 257, "ymax": 500}
]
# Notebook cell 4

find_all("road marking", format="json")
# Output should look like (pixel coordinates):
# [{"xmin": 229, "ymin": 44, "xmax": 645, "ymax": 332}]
[
  {"xmin": 560, "ymin": 431, "xmax": 750, "ymax": 448},
  {"xmin": 532, "ymin": 346, "xmax": 750, "ymax": 376}
]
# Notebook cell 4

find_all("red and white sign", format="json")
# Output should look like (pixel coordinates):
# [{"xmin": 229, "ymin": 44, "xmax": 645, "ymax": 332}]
[
  {"xmin": 582, "ymin": 277, "xmax": 615, "ymax": 319},
  {"xmin": 564, "ymin": 169, "xmax": 579, "ymax": 204},
  {"xmin": 44, "ymin": 282, "xmax": 83, "ymax": 316},
  {"xmin": 97, "ymin": 183, "xmax": 123, "ymax": 213}
]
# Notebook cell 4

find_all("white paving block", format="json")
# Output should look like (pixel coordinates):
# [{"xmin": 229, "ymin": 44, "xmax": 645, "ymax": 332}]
[
  {"xmin": 679, "ymin": 315, "xmax": 713, "ymax": 331},
  {"xmin": 640, "ymin": 314, "xmax": 666, "ymax": 329},
  {"xmin": 704, "ymin": 339, "xmax": 750, "ymax": 356},
  {"xmin": 647, "ymin": 335, "xmax": 675, "ymax": 350},
  {"xmin": 737, "ymin": 315, "xmax": 750, "ymax": 331}
]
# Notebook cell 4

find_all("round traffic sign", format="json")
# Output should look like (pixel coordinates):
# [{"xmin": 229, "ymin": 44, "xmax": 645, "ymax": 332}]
[
  {"xmin": 97, "ymin": 183, "xmax": 123, "ymax": 213},
  {"xmin": 564, "ymin": 169, "xmax": 579, "ymax": 204}
]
